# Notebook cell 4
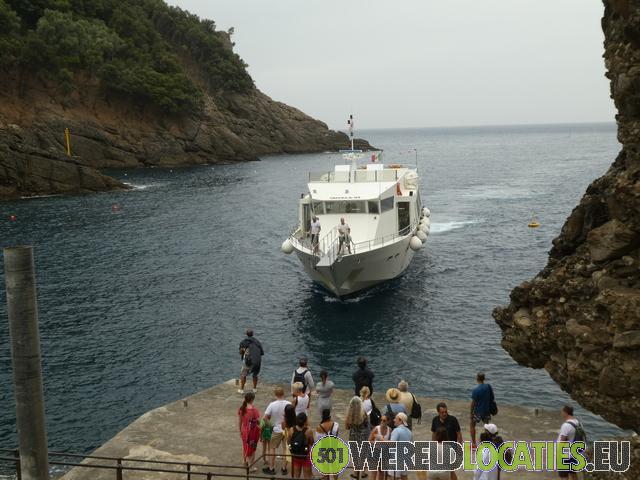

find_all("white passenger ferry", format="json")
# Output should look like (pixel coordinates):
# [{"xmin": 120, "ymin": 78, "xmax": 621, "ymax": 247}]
[{"xmin": 281, "ymin": 117, "xmax": 431, "ymax": 297}]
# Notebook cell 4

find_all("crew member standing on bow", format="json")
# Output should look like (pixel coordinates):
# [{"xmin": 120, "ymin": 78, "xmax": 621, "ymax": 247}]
[{"xmin": 338, "ymin": 218, "xmax": 351, "ymax": 254}]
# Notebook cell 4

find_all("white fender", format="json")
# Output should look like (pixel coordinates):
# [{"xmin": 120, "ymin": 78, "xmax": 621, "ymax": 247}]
[
  {"xmin": 281, "ymin": 239, "xmax": 294, "ymax": 254},
  {"xmin": 416, "ymin": 230, "xmax": 428, "ymax": 243},
  {"xmin": 410, "ymin": 236, "xmax": 423, "ymax": 251}
]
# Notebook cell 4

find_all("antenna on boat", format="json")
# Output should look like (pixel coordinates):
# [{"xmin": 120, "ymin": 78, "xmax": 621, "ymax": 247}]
[
  {"xmin": 347, "ymin": 114, "xmax": 354, "ymax": 151},
  {"xmin": 340, "ymin": 114, "xmax": 363, "ymax": 172}
]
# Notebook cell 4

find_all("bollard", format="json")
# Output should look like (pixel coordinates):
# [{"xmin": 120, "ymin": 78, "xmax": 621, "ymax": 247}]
[{"xmin": 4, "ymin": 246, "xmax": 50, "ymax": 480}]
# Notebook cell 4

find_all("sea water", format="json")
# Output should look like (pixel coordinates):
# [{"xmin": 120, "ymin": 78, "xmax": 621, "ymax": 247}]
[{"xmin": 0, "ymin": 123, "xmax": 625, "ymax": 462}]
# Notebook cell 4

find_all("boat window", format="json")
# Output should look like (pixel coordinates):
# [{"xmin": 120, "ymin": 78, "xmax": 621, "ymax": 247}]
[
  {"xmin": 381, "ymin": 196, "xmax": 394, "ymax": 213},
  {"xmin": 368, "ymin": 200, "xmax": 379, "ymax": 214},
  {"xmin": 312, "ymin": 201, "xmax": 324, "ymax": 214},
  {"xmin": 345, "ymin": 201, "xmax": 365, "ymax": 213},
  {"xmin": 324, "ymin": 201, "xmax": 366, "ymax": 214}
]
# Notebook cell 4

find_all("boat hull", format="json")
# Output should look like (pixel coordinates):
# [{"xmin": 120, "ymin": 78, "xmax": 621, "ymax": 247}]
[{"xmin": 293, "ymin": 236, "xmax": 416, "ymax": 297}]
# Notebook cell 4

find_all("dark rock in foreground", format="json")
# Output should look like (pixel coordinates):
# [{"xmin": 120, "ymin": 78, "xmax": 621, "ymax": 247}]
[{"xmin": 494, "ymin": 1, "xmax": 639, "ymax": 475}]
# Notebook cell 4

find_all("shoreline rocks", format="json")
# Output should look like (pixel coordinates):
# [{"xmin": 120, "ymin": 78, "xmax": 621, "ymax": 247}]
[
  {"xmin": 494, "ymin": 1, "xmax": 640, "ymax": 475},
  {"xmin": 0, "ymin": 78, "xmax": 369, "ymax": 199}
]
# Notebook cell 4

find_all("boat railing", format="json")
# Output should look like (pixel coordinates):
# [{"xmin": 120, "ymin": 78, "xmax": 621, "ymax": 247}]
[
  {"xmin": 308, "ymin": 168, "xmax": 402, "ymax": 183},
  {"xmin": 289, "ymin": 225, "xmax": 339, "ymax": 256},
  {"xmin": 320, "ymin": 222, "xmax": 417, "ymax": 266},
  {"xmin": 289, "ymin": 223, "xmax": 417, "ymax": 265},
  {"xmin": 317, "ymin": 227, "xmax": 340, "ymax": 256},
  {"xmin": 350, "ymin": 223, "xmax": 415, "ymax": 255}
]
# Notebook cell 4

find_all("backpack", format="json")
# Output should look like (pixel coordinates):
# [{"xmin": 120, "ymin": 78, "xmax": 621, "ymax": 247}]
[
  {"xmin": 369, "ymin": 398, "xmax": 382, "ymax": 427},
  {"xmin": 410, "ymin": 393, "xmax": 422, "ymax": 423},
  {"xmin": 385, "ymin": 405, "xmax": 396, "ymax": 430},
  {"xmin": 488, "ymin": 385, "xmax": 498, "ymax": 416},
  {"xmin": 566, "ymin": 420, "xmax": 587, "ymax": 443},
  {"xmin": 243, "ymin": 349, "xmax": 252, "ymax": 367},
  {"xmin": 293, "ymin": 369, "xmax": 309, "ymax": 391},
  {"xmin": 289, "ymin": 428, "xmax": 309, "ymax": 456}
]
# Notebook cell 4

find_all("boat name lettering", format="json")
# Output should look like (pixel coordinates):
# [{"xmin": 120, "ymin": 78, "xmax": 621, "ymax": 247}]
[{"xmin": 328, "ymin": 196, "xmax": 361, "ymax": 200}]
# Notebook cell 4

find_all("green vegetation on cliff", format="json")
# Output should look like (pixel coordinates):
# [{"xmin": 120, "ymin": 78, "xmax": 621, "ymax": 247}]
[{"xmin": 0, "ymin": 0, "xmax": 253, "ymax": 113}]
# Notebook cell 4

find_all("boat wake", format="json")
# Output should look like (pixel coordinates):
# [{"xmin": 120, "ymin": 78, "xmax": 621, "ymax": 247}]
[
  {"xmin": 429, "ymin": 219, "xmax": 482, "ymax": 234},
  {"xmin": 123, "ymin": 182, "xmax": 165, "ymax": 191}
]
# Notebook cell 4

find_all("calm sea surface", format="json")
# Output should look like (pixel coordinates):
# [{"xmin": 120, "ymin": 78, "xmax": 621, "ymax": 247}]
[{"xmin": 0, "ymin": 123, "xmax": 626, "ymax": 463}]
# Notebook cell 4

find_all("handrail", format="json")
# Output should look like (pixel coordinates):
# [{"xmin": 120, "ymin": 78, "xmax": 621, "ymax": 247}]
[
  {"xmin": 288, "ymin": 222, "xmax": 417, "ymax": 266},
  {"xmin": 0, "ymin": 449, "xmax": 320, "ymax": 480},
  {"xmin": 351, "ymin": 222, "xmax": 416, "ymax": 254},
  {"xmin": 308, "ymin": 168, "xmax": 405, "ymax": 184}
]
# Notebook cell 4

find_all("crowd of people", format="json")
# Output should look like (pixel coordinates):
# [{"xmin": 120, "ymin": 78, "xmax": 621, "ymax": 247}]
[{"xmin": 236, "ymin": 330, "xmax": 585, "ymax": 480}]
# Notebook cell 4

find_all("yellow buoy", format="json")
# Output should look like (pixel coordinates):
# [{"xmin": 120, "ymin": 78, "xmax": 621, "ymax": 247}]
[{"xmin": 528, "ymin": 214, "xmax": 541, "ymax": 228}]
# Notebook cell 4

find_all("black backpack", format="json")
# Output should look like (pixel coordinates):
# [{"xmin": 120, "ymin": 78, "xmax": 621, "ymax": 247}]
[
  {"xmin": 385, "ymin": 405, "xmax": 396, "ymax": 430},
  {"xmin": 566, "ymin": 420, "xmax": 587, "ymax": 443},
  {"xmin": 410, "ymin": 393, "xmax": 422, "ymax": 423},
  {"xmin": 243, "ymin": 349, "xmax": 252, "ymax": 367},
  {"xmin": 489, "ymin": 385, "xmax": 498, "ymax": 416},
  {"xmin": 289, "ymin": 428, "xmax": 309, "ymax": 456},
  {"xmin": 369, "ymin": 398, "xmax": 382, "ymax": 427},
  {"xmin": 293, "ymin": 369, "xmax": 309, "ymax": 391}
]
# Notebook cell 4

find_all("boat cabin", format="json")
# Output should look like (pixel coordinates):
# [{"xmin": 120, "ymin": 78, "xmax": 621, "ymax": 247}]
[{"xmin": 299, "ymin": 163, "xmax": 422, "ymax": 251}]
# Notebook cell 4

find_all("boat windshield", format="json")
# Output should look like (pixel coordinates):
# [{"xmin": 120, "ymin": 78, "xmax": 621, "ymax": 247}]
[{"xmin": 324, "ymin": 200, "xmax": 366, "ymax": 214}]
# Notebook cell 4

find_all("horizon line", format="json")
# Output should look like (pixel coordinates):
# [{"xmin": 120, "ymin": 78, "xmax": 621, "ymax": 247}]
[{"xmin": 331, "ymin": 120, "xmax": 616, "ymax": 132}]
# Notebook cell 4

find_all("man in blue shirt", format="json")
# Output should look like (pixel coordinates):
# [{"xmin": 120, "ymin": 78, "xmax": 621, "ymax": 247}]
[
  {"xmin": 390, "ymin": 413, "xmax": 412, "ymax": 480},
  {"xmin": 469, "ymin": 372, "xmax": 493, "ymax": 446}
]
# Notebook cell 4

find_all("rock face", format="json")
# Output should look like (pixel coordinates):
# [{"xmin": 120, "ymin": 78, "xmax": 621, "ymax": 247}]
[
  {"xmin": 493, "ymin": 0, "xmax": 640, "ymax": 444},
  {"xmin": 0, "ymin": 77, "xmax": 361, "ymax": 199}
]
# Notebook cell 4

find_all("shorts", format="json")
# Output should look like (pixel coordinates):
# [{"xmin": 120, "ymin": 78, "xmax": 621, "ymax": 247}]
[
  {"xmin": 292, "ymin": 454, "xmax": 312, "ymax": 469},
  {"xmin": 270, "ymin": 431, "xmax": 284, "ymax": 449},
  {"xmin": 558, "ymin": 453, "xmax": 580, "ymax": 477},
  {"xmin": 427, "ymin": 472, "xmax": 449, "ymax": 480},
  {"xmin": 240, "ymin": 363, "xmax": 261, "ymax": 378},
  {"xmin": 471, "ymin": 412, "xmax": 491, "ymax": 424}
]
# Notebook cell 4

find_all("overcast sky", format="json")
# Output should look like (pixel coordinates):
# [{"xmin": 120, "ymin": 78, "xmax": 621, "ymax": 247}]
[{"xmin": 169, "ymin": 0, "xmax": 614, "ymax": 130}]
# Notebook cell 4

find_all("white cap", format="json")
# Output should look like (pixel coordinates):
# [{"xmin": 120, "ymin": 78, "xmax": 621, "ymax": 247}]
[
  {"xmin": 483, "ymin": 423, "xmax": 498, "ymax": 435},
  {"xmin": 396, "ymin": 412, "xmax": 408, "ymax": 426}
]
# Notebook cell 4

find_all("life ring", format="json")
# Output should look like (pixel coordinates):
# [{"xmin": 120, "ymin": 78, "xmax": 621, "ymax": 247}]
[{"xmin": 389, "ymin": 164, "xmax": 402, "ymax": 168}]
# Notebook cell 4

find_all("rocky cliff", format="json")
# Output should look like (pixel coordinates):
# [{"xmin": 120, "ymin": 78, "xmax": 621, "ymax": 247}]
[
  {"xmin": 493, "ymin": 1, "xmax": 640, "ymax": 475},
  {"xmin": 0, "ymin": 0, "xmax": 366, "ymax": 199},
  {"xmin": 0, "ymin": 77, "xmax": 357, "ymax": 199}
]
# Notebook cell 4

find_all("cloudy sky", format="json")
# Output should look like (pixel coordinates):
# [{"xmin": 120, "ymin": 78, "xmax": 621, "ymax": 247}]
[{"xmin": 169, "ymin": 0, "xmax": 614, "ymax": 130}]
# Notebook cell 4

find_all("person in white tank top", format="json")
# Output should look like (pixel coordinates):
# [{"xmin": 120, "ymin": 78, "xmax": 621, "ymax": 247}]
[
  {"xmin": 367, "ymin": 414, "xmax": 391, "ymax": 480},
  {"xmin": 292, "ymin": 382, "xmax": 310, "ymax": 415}
]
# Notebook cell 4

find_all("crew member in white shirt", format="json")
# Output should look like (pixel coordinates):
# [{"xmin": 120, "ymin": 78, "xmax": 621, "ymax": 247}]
[
  {"xmin": 338, "ymin": 218, "xmax": 351, "ymax": 254},
  {"xmin": 310, "ymin": 216, "xmax": 321, "ymax": 253}
]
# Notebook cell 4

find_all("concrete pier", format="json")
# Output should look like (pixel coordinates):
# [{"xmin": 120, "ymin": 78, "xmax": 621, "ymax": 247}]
[{"xmin": 61, "ymin": 380, "xmax": 566, "ymax": 480}]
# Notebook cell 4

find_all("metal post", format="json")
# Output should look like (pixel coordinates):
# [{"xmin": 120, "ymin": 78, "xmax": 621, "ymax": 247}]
[
  {"xmin": 116, "ymin": 458, "xmax": 123, "ymax": 480},
  {"xmin": 14, "ymin": 449, "xmax": 22, "ymax": 480},
  {"xmin": 4, "ymin": 246, "xmax": 50, "ymax": 480}
]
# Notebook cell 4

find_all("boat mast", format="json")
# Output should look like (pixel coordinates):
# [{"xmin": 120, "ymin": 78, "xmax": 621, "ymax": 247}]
[{"xmin": 348, "ymin": 114, "xmax": 355, "ymax": 151}]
